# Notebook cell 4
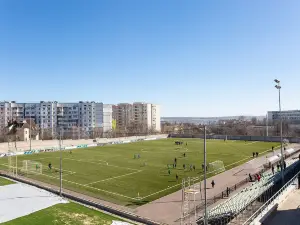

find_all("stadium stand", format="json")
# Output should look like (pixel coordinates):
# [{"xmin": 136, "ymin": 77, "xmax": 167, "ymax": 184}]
[{"xmin": 197, "ymin": 158, "xmax": 300, "ymax": 225}]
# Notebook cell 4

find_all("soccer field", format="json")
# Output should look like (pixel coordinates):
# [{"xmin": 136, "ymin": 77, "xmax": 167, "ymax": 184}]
[{"xmin": 0, "ymin": 138, "xmax": 278, "ymax": 206}]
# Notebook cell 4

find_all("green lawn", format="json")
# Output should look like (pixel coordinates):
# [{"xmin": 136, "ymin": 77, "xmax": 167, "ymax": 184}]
[
  {"xmin": 0, "ymin": 176, "xmax": 15, "ymax": 186},
  {"xmin": 2, "ymin": 202, "xmax": 126, "ymax": 225},
  {"xmin": 0, "ymin": 139, "xmax": 278, "ymax": 206}
]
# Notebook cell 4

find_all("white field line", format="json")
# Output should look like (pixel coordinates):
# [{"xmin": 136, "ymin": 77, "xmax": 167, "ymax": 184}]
[
  {"xmin": 51, "ymin": 167, "xmax": 76, "ymax": 174},
  {"xmin": 0, "ymin": 163, "xmax": 137, "ymax": 200},
  {"xmin": 244, "ymin": 141, "xmax": 259, "ymax": 145},
  {"xmin": 61, "ymin": 157, "xmax": 139, "ymax": 172},
  {"xmin": 87, "ymin": 170, "xmax": 143, "ymax": 185}
]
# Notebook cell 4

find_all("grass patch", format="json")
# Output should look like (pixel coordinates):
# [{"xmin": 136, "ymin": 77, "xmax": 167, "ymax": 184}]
[
  {"xmin": 2, "ymin": 202, "xmax": 126, "ymax": 225},
  {"xmin": 0, "ymin": 176, "xmax": 15, "ymax": 186},
  {"xmin": 0, "ymin": 139, "xmax": 278, "ymax": 206}
]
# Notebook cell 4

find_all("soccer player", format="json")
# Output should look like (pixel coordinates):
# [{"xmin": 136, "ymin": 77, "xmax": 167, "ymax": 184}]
[
  {"xmin": 193, "ymin": 165, "xmax": 196, "ymax": 171},
  {"xmin": 168, "ymin": 169, "xmax": 171, "ymax": 175},
  {"xmin": 48, "ymin": 162, "xmax": 52, "ymax": 170},
  {"xmin": 176, "ymin": 174, "xmax": 178, "ymax": 181},
  {"xmin": 211, "ymin": 180, "xmax": 215, "ymax": 188}
]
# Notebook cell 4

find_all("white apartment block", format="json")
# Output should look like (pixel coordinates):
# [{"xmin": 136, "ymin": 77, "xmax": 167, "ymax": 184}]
[
  {"xmin": 151, "ymin": 104, "xmax": 161, "ymax": 132},
  {"xmin": 0, "ymin": 101, "xmax": 112, "ymax": 134},
  {"xmin": 267, "ymin": 110, "xmax": 300, "ymax": 123},
  {"xmin": 113, "ymin": 102, "xmax": 161, "ymax": 132}
]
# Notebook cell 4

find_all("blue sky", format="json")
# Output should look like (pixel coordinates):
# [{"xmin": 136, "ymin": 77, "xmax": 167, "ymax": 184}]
[{"xmin": 1, "ymin": 0, "xmax": 300, "ymax": 117}]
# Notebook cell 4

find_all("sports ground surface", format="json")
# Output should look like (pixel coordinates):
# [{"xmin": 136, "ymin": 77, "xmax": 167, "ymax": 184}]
[
  {"xmin": 0, "ymin": 176, "xmax": 15, "ymax": 186},
  {"xmin": 0, "ymin": 138, "xmax": 278, "ymax": 206},
  {"xmin": 2, "ymin": 201, "xmax": 127, "ymax": 225}
]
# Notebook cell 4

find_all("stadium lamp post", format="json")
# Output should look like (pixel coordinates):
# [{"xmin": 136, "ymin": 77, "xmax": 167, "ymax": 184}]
[
  {"xmin": 203, "ymin": 125, "xmax": 208, "ymax": 225},
  {"xmin": 274, "ymin": 79, "xmax": 284, "ymax": 185},
  {"xmin": 59, "ymin": 127, "xmax": 63, "ymax": 197}
]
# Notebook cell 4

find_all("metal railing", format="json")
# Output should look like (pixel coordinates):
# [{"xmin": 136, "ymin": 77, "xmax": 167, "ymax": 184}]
[{"xmin": 242, "ymin": 170, "xmax": 299, "ymax": 225}]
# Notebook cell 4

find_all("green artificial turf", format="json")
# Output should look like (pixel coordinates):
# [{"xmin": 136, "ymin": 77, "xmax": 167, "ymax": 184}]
[
  {"xmin": 0, "ymin": 139, "xmax": 278, "ymax": 206},
  {"xmin": 2, "ymin": 202, "xmax": 125, "ymax": 225},
  {"xmin": 0, "ymin": 176, "xmax": 15, "ymax": 186}
]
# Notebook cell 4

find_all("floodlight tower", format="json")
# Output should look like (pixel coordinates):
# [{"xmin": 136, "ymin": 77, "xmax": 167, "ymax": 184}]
[{"xmin": 274, "ymin": 79, "xmax": 284, "ymax": 185}]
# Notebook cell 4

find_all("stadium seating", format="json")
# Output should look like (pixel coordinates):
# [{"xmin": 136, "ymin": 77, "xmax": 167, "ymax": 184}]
[{"xmin": 197, "ymin": 158, "xmax": 299, "ymax": 225}]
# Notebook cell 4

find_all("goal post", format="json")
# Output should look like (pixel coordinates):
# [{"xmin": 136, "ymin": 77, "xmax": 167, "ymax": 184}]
[
  {"xmin": 21, "ymin": 160, "xmax": 43, "ymax": 175},
  {"xmin": 208, "ymin": 160, "xmax": 225, "ymax": 174}
]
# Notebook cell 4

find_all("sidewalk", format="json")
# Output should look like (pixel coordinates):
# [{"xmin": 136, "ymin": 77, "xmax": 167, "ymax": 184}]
[{"xmin": 134, "ymin": 144, "xmax": 300, "ymax": 225}]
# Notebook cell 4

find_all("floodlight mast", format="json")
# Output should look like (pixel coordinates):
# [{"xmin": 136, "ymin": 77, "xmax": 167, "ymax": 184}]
[
  {"xmin": 203, "ymin": 125, "xmax": 208, "ymax": 225},
  {"xmin": 59, "ymin": 127, "xmax": 63, "ymax": 197},
  {"xmin": 274, "ymin": 79, "xmax": 284, "ymax": 186}
]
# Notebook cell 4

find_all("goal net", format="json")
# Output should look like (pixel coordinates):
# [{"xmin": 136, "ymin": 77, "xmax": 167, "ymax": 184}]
[
  {"xmin": 21, "ymin": 160, "xmax": 43, "ymax": 174},
  {"xmin": 209, "ymin": 160, "xmax": 225, "ymax": 174}
]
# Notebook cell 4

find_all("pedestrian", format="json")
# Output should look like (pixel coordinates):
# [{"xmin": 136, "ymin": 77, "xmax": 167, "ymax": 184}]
[
  {"xmin": 183, "ymin": 164, "xmax": 185, "ymax": 170},
  {"xmin": 168, "ymin": 169, "xmax": 171, "ymax": 175},
  {"xmin": 183, "ymin": 153, "xmax": 186, "ymax": 157},
  {"xmin": 279, "ymin": 163, "xmax": 282, "ymax": 171},
  {"xmin": 193, "ymin": 165, "xmax": 196, "ymax": 171},
  {"xmin": 226, "ymin": 187, "xmax": 230, "ymax": 197},
  {"xmin": 211, "ymin": 180, "xmax": 215, "ymax": 188},
  {"xmin": 272, "ymin": 146, "xmax": 274, "ymax": 151},
  {"xmin": 253, "ymin": 152, "xmax": 255, "ymax": 158},
  {"xmin": 249, "ymin": 173, "xmax": 252, "ymax": 182},
  {"xmin": 256, "ymin": 152, "xmax": 259, "ymax": 157},
  {"xmin": 175, "ymin": 158, "xmax": 177, "ymax": 164},
  {"xmin": 176, "ymin": 174, "xmax": 178, "ymax": 181},
  {"xmin": 202, "ymin": 163, "xmax": 205, "ymax": 170},
  {"xmin": 257, "ymin": 174, "xmax": 261, "ymax": 182},
  {"xmin": 272, "ymin": 165, "xmax": 274, "ymax": 175}
]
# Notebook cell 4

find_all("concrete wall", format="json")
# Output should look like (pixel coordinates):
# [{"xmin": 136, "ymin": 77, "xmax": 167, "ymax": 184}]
[{"xmin": 169, "ymin": 134, "xmax": 300, "ymax": 143}]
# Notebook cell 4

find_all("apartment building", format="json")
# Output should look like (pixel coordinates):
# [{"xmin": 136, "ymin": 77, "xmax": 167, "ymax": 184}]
[
  {"xmin": 113, "ymin": 102, "xmax": 161, "ymax": 132},
  {"xmin": 267, "ymin": 110, "xmax": 300, "ymax": 124},
  {"xmin": 151, "ymin": 104, "xmax": 161, "ymax": 131},
  {"xmin": 115, "ymin": 103, "xmax": 133, "ymax": 129},
  {"xmin": 0, "ymin": 101, "xmax": 112, "ymax": 134},
  {"xmin": 133, "ymin": 102, "xmax": 152, "ymax": 129}
]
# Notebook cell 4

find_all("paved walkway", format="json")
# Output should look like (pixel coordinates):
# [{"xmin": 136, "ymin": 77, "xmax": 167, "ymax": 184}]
[
  {"xmin": 265, "ymin": 189, "xmax": 300, "ymax": 225},
  {"xmin": 134, "ymin": 144, "xmax": 300, "ymax": 225}
]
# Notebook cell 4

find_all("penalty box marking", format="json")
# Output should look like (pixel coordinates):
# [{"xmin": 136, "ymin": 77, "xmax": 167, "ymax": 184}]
[
  {"xmin": 61, "ymin": 157, "xmax": 140, "ymax": 172},
  {"xmin": 86, "ymin": 170, "xmax": 143, "ymax": 185},
  {"xmin": 26, "ymin": 167, "xmax": 137, "ymax": 200},
  {"xmin": 34, "ymin": 156, "xmax": 139, "ymax": 172},
  {"xmin": 0, "ymin": 163, "xmax": 137, "ymax": 200}
]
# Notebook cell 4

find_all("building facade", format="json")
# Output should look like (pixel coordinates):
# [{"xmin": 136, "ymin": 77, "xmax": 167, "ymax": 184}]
[
  {"xmin": 0, "ymin": 101, "xmax": 113, "ymax": 135},
  {"xmin": 113, "ymin": 102, "xmax": 161, "ymax": 132},
  {"xmin": 267, "ymin": 110, "xmax": 300, "ymax": 124}
]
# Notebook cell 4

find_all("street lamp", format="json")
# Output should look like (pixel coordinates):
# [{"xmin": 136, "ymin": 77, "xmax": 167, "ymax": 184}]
[{"xmin": 274, "ymin": 79, "xmax": 284, "ymax": 185}]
